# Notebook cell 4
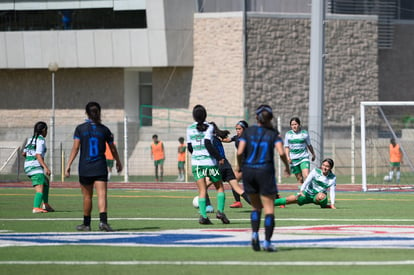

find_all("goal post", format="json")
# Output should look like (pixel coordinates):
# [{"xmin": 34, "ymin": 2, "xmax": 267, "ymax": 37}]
[{"xmin": 360, "ymin": 101, "xmax": 414, "ymax": 191}]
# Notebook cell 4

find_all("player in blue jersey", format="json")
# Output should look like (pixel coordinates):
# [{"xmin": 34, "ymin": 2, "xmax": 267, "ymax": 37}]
[
  {"xmin": 237, "ymin": 105, "xmax": 290, "ymax": 252},
  {"xmin": 209, "ymin": 122, "xmax": 251, "ymax": 206},
  {"xmin": 65, "ymin": 102, "xmax": 122, "ymax": 232},
  {"xmin": 222, "ymin": 120, "xmax": 250, "ymax": 208}
]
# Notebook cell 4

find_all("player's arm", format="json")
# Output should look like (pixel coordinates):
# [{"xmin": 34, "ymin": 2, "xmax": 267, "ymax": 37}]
[
  {"xmin": 236, "ymin": 139, "xmax": 246, "ymax": 172},
  {"xmin": 329, "ymin": 179, "xmax": 336, "ymax": 209},
  {"xmin": 109, "ymin": 142, "xmax": 123, "ymax": 173},
  {"xmin": 308, "ymin": 144, "xmax": 316, "ymax": 161},
  {"xmin": 65, "ymin": 139, "xmax": 80, "ymax": 177},
  {"xmin": 275, "ymin": 140, "xmax": 290, "ymax": 177}
]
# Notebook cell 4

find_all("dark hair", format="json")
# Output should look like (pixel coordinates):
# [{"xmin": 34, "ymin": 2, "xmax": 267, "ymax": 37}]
[
  {"xmin": 322, "ymin": 158, "xmax": 334, "ymax": 169},
  {"xmin": 26, "ymin": 121, "xmax": 48, "ymax": 151},
  {"xmin": 236, "ymin": 120, "xmax": 249, "ymax": 129},
  {"xmin": 209, "ymin": 121, "xmax": 230, "ymax": 139},
  {"xmin": 255, "ymin": 104, "xmax": 274, "ymax": 129},
  {"xmin": 152, "ymin": 134, "xmax": 158, "ymax": 139},
  {"xmin": 85, "ymin": 101, "xmax": 101, "ymax": 124},
  {"xmin": 193, "ymin": 104, "xmax": 208, "ymax": 132},
  {"xmin": 290, "ymin": 117, "xmax": 301, "ymax": 126},
  {"xmin": 178, "ymin": 137, "xmax": 185, "ymax": 143}
]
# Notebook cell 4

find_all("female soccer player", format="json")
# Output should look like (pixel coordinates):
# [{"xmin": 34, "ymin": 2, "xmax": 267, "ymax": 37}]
[
  {"xmin": 23, "ymin": 121, "xmax": 53, "ymax": 213},
  {"xmin": 65, "ymin": 102, "xmax": 122, "ymax": 231},
  {"xmin": 222, "ymin": 120, "xmax": 249, "ymax": 208},
  {"xmin": 285, "ymin": 117, "xmax": 316, "ymax": 184},
  {"xmin": 274, "ymin": 158, "xmax": 336, "ymax": 209},
  {"xmin": 186, "ymin": 104, "xmax": 230, "ymax": 225},
  {"xmin": 208, "ymin": 122, "xmax": 251, "ymax": 206},
  {"xmin": 237, "ymin": 105, "xmax": 290, "ymax": 252}
]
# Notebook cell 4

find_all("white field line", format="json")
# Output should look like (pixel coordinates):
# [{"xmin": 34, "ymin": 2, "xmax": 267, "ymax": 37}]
[
  {"xmin": 0, "ymin": 218, "xmax": 414, "ymax": 222},
  {"xmin": 0, "ymin": 260, "xmax": 414, "ymax": 266}
]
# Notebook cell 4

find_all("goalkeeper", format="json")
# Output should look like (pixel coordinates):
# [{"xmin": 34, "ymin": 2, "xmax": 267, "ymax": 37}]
[{"xmin": 274, "ymin": 158, "xmax": 336, "ymax": 209}]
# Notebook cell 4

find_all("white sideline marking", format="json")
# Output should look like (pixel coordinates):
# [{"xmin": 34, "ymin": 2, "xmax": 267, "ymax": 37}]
[
  {"xmin": 1, "ymin": 218, "xmax": 414, "ymax": 222},
  {"xmin": 0, "ymin": 260, "xmax": 414, "ymax": 266}
]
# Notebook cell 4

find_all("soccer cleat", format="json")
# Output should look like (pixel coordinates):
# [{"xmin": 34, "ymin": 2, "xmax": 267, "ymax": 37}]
[
  {"xmin": 76, "ymin": 224, "xmax": 91, "ymax": 231},
  {"xmin": 216, "ymin": 211, "xmax": 230, "ymax": 224},
  {"xmin": 99, "ymin": 222, "xmax": 114, "ymax": 232},
  {"xmin": 251, "ymin": 232, "xmax": 261, "ymax": 251},
  {"xmin": 321, "ymin": 204, "xmax": 332, "ymax": 209},
  {"xmin": 42, "ymin": 203, "xmax": 55, "ymax": 212},
  {"xmin": 198, "ymin": 216, "xmax": 213, "ymax": 225},
  {"xmin": 32, "ymin": 207, "xmax": 48, "ymax": 213},
  {"xmin": 262, "ymin": 241, "xmax": 277, "ymax": 252},
  {"xmin": 230, "ymin": 201, "xmax": 243, "ymax": 208},
  {"xmin": 206, "ymin": 205, "xmax": 214, "ymax": 213}
]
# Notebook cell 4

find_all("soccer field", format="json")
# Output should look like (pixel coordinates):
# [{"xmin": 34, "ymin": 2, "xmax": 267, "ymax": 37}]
[{"xmin": 0, "ymin": 185, "xmax": 413, "ymax": 275}]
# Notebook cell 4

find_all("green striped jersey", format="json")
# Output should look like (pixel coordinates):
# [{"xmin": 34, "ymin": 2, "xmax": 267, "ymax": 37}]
[
  {"xmin": 23, "ymin": 135, "xmax": 47, "ymax": 176},
  {"xmin": 186, "ymin": 122, "xmax": 216, "ymax": 166},
  {"xmin": 284, "ymin": 129, "xmax": 311, "ymax": 165},
  {"xmin": 300, "ymin": 168, "xmax": 336, "ymax": 204}
]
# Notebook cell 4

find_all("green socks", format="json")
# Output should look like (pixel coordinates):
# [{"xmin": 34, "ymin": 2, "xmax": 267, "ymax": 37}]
[
  {"xmin": 33, "ymin": 192, "xmax": 43, "ymax": 208},
  {"xmin": 199, "ymin": 197, "xmax": 207, "ymax": 218},
  {"xmin": 274, "ymin": 197, "xmax": 286, "ymax": 206},
  {"xmin": 217, "ymin": 192, "xmax": 225, "ymax": 212}
]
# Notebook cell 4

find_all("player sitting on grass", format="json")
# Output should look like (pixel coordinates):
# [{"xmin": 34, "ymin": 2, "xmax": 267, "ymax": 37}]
[{"xmin": 274, "ymin": 158, "xmax": 336, "ymax": 209}]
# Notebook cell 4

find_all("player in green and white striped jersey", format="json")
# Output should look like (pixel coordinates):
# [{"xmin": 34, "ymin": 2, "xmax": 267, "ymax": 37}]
[
  {"xmin": 22, "ymin": 121, "xmax": 53, "ymax": 213},
  {"xmin": 187, "ymin": 105, "xmax": 230, "ymax": 225},
  {"xmin": 284, "ymin": 117, "xmax": 316, "ymax": 185},
  {"xmin": 274, "ymin": 158, "xmax": 336, "ymax": 209}
]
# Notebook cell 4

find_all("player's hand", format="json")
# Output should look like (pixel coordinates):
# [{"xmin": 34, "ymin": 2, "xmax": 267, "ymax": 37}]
[
  {"xmin": 44, "ymin": 168, "xmax": 51, "ymax": 176},
  {"xmin": 65, "ymin": 167, "xmax": 71, "ymax": 177},
  {"xmin": 116, "ymin": 162, "xmax": 123, "ymax": 173}
]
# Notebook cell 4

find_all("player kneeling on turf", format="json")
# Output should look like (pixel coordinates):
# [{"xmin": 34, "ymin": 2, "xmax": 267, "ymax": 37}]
[{"xmin": 275, "ymin": 158, "xmax": 336, "ymax": 209}]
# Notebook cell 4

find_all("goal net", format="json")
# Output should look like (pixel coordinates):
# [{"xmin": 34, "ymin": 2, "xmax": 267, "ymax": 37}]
[
  {"xmin": 0, "ymin": 145, "xmax": 22, "ymax": 182},
  {"xmin": 360, "ymin": 101, "xmax": 414, "ymax": 191}
]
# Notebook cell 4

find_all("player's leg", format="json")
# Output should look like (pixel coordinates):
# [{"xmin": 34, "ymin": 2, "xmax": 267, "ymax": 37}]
[
  {"xmin": 32, "ymin": 175, "xmax": 46, "ymax": 213},
  {"xmin": 249, "ymin": 193, "xmax": 262, "ymax": 251},
  {"xmin": 261, "ymin": 194, "xmax": 276, "ymax": 252},
  {"xmin": 154, "ymin": 161, "xmax": 159, "ymax": 181},
  {"xmin": 274, "ymin": 194, "xmax": 298, "ymax": 206},
  {"xmin": 41, "ymin": 176, "xmax": 54, "ymax": 212},
  {"xmin": 95, "ymin": 179, "xmax": 113, "ymax": 231},
  {"xmin": 77, "ymin": 179, "xmax": 94, "ymax": 231},
  {"xmin": 396, "ymin": 166, "xmax": 401, "ymax": 183},
  {"xmin": 159, "ymin": 159, "xmax": 164, "ymax": 181},
  {"xmin": 314, "ymin": 192, "xmax": 328, "ymax": 208}
]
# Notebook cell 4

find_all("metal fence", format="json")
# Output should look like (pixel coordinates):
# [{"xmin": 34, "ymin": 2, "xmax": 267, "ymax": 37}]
[{"xmin": 1, "ymin": 112, "xmax": 414, "ymax": 187}]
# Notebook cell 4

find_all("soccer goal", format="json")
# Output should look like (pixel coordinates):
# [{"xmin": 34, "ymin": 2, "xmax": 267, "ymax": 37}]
[
  {"xmin": 360, "ymin": 101, "xmax": 414, "ymax": 191},
  {"xmin": 0, "ymin": 145, "xmax": 22, "ymax": 182}
]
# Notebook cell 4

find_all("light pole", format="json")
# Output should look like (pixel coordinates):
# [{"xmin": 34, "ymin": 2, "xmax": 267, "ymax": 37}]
[{"xmin": 48, "ymin": 62, "xmax": 58, "ymax": 182}]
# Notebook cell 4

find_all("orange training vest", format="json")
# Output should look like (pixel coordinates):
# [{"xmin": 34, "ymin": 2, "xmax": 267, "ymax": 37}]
[
  {"xmin": 151, "ymin": 141, "xmax": 165, "ymax": 161},
  {"xmin": 389, "ymin": 144, "xmax": 402, "ymax": 162}
]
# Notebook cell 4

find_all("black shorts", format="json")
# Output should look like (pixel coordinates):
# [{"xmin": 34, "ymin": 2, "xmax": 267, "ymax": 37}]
[
  {"xmin": 241, "ymin": 167, "xmax": 277, "ymax": 195},
  {"xmin": 219, "ymin": 159, "xmax": 236, "ymax": 182},
  {"xmin": 79, "ymin": 175, "xmax": 108, "ymax": 185}
]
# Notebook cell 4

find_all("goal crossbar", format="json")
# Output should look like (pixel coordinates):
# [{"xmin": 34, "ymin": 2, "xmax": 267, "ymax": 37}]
[{"xmin": 360, "ymin": 101, "xmax": 414, "ymax": 191}]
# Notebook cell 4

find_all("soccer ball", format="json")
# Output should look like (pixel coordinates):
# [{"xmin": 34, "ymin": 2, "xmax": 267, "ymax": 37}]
[
  {"xmin": 206, "ymin": 205, "xmax": 214, "ymax": 213},
  {"xmin": 192, "ymin": 196, "xmax": 199, "ymax": 208},
  {"xmin": 383, "ymin": 175, "xmax": 391, "ymax": 182}
]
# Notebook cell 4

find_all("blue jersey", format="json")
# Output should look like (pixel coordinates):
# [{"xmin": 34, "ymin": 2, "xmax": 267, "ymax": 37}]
[
  {"xmin": 73, "ymin": 120, "xmax": 114, "ymax": 177},
  {"xmin": 239, "ymin": 125, "xmax": 282, "ymax": 170},
  {"xmin": 212, "ymin": 136, "xmax": 226, "ymax": 159}
]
